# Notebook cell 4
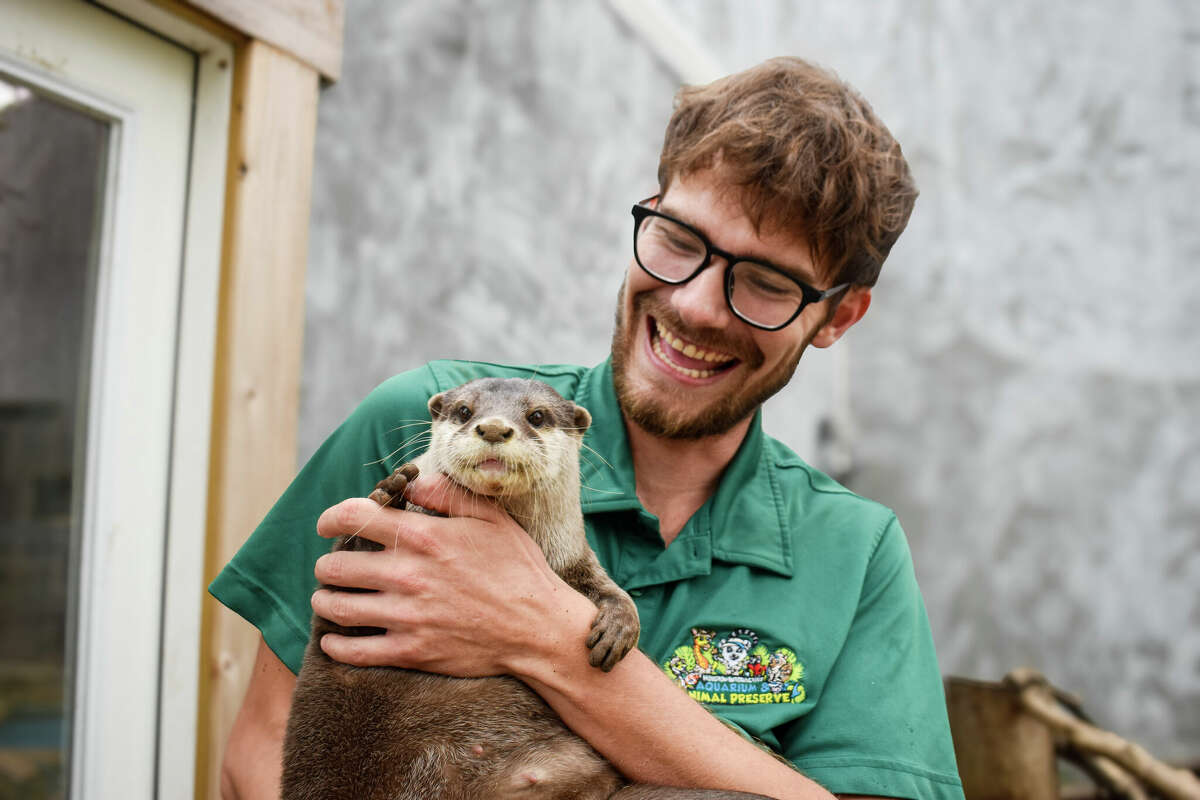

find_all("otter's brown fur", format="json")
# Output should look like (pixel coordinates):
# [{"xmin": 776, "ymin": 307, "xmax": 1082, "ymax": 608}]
[{"xmin": 280, "ymin": 378, "xmax": 772, "ymax": 800}]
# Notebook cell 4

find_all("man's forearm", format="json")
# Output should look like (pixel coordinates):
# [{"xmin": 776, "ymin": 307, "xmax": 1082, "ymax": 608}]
[
  {"xmin": 511, "ymin": 592, "xmax": 835, "ymax": 799},
  {"xmin": 220, "ymin": 638, "xmax": 295, "ymax": 800}
]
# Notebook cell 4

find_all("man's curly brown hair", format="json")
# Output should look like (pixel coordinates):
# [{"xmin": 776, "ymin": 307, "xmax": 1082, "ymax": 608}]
[{"xmin": 658, "ymin": 57, "xmax": 917, "ymax": 287}]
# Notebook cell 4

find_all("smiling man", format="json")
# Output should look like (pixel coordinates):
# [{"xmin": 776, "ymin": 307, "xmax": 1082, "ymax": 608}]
[{"xmin": 213, "ymin": 57, "xmax": 965, "ymax": 799}]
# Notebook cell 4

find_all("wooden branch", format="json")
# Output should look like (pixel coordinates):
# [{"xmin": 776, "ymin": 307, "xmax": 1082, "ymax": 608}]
[
  {"xmin": 1061, "ymin": 744, "xmax": 1150, "ymax": 800},
  {"xmin": 1084, "ymin": 754, "xmax": 1150, "ymax": 800},
  {"xmin": 1006, "ymin": 668, "xmax": 1200, "ymax": 800}
]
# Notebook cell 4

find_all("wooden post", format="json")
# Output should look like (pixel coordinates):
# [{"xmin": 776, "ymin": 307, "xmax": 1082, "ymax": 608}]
[
  {"xmin": 196, "ymin": 38, "xmax": 318, "ymax": 800},
  {"xmin": 945, "ymin": 676, "xmax": 1060, "ymax": 800}
]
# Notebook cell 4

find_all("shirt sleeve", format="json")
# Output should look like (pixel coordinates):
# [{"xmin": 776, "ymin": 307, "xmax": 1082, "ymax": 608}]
[
  {"xmin": 208, "ymin": 365, "xmax": 442, "ymax": 674},
  {"xmin": 779, "ymin": 517, "xmax": 965, "ymax": 799}
]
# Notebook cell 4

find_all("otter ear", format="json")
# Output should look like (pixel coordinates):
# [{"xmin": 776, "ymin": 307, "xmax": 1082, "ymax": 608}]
[
  {"xmin": 571, "ymin": 405, "xmax": 592, "ymax": 437},
  {"xmin": 428, "ymin": 392, "xmax": 447, "ymax": 420}
]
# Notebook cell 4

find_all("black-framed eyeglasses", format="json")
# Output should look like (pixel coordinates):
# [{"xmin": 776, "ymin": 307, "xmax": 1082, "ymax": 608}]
[{"xmin": 631, "ymin": 197, "xmax": 849, "ymax": 331}]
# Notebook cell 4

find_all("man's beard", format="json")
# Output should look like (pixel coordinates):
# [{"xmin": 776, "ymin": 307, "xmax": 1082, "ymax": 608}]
[{"xmin": 610, "ymin": 287, "xmax": 811, "ymax": 440}]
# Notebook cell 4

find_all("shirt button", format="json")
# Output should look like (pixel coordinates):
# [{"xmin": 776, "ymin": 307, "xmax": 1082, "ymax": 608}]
[{"xmin": 629, "ymin": 589, "xmax": 644, "ymax": 597}]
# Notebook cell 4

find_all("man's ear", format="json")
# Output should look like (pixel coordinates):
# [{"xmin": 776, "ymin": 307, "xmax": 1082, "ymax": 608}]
[{"xmin": 811, "ymin": 287, "xmax": 871, "ymax": 349}]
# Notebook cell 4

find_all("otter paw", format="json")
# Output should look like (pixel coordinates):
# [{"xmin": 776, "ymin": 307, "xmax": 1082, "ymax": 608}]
[
  {"xmin": 367, "ymin": 463, "xmax": 420, "ymax": 508},
  {"xmin": 585, "ymin": 597, "xmax": 640, "ymax": 672}
]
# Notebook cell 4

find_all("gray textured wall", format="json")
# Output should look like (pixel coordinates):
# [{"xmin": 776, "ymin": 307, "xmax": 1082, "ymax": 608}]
[
  {"xmin": 302, "ymin": 0, "xmax": 674, "ymax": 443},
  {"xmin": 301, "ymin": 0, "xmax": 1200, "ymax": 760}
]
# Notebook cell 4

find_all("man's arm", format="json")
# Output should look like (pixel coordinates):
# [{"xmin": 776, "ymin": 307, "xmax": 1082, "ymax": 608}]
[
  {"xmin": 311, "ymin": 480, "xmax": 846, "ymax": 799},
  {"xmin": 220, "ymin": 637, "xmax": 295, "ymax": 800},
  {"xmin": 216, "ymin": 636, "xmax": 889, "ymax": 800},
  {"xmin": 510, "ymin": 590, "xmax": 845, "ymax": 798}
]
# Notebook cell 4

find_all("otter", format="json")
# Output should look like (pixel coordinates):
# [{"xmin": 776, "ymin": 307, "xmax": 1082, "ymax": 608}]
[{"xmin": 281, "ymin": 378, "xmax": 773, "ymax": 800}]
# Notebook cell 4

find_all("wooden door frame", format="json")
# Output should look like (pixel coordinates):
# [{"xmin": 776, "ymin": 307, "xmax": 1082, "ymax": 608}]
[{"xmin": 93, "ymin": 1, "xmax": 343, "ymax": 796}]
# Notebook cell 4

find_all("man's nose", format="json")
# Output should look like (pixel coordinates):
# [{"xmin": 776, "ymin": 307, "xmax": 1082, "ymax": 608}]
[{"xmin": 669, "ymin": 258, "xmax": 731, "ymax": 330}]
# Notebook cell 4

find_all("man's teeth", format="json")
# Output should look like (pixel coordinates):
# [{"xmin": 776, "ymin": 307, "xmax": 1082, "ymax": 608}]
[
  {"xmin": 655, "ymin": 321, "xmax": 732, "ymax": 363},
  {"xmin": 653, "ymin": 321, "xmax": 733, "ymax": 378}
]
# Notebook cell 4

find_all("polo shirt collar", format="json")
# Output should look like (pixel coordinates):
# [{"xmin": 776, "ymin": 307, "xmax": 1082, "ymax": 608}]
[{"xmin": 577, "ymin": 359, "xmax": 794, "ymax": 579}]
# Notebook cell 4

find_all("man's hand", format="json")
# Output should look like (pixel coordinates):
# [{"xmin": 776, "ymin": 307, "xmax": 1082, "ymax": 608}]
[{"xmin": 310, "ymin": 473, "xmax": 592, "ymax": 677}]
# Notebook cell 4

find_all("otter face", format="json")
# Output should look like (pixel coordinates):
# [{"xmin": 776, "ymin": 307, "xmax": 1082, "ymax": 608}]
[{"xmin": 425, "ymin": 378, "xmax": 591, "ymax": 498}]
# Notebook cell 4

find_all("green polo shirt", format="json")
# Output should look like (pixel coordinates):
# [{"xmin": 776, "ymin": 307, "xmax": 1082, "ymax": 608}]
[{"xmin": 210, "ymin": 359, "xmax": 964, "ymax": 799}]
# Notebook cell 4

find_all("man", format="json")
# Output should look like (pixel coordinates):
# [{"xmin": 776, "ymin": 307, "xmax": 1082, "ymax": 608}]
[{"xmin": 214, "ymin": 57, "xmax": 964, "ymax": 799}]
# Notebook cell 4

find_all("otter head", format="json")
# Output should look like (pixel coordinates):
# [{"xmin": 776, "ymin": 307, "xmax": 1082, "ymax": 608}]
[{"xmin": 426, "ymin": 378, "xmax": 591, "ymax": 498}]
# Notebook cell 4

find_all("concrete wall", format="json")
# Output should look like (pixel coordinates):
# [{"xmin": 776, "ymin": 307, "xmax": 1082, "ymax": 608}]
[
  {"xmin": 300, "ymin": 0, "xmax": 1200, "ymax": 761},
  {"xmin": 301, "ymin": 0, "xmax": 673, "ymax": 445}
]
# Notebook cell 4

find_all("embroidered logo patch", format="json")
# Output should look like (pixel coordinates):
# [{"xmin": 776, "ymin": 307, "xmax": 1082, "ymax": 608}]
[{"xmin": 661, "ymin": 627, "xmax": 806, "ymax": 705}]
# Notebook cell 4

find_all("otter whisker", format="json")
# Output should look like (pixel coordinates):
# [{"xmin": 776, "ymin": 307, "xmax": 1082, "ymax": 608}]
[
  {"xmin": 578, "ymin": 442, "xmax": 613, "ymax": 472},
  {"xmin": 385, "ymin": 419, "xmax": 435, "ymax": 434},
  {"xmin": 388, "ymin": 430, "xmax": 434, "ymax": 461},
  {"xmin": 580, "ymin": 483, "xmax": 623, "ymax": 496},
  {"xmin": 366, "ymin": 428, "xmax": 434, "ymax": 467}
]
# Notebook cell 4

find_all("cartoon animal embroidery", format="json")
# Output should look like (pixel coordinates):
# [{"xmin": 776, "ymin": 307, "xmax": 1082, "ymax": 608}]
[
  {"xmin": 746, "ymin": 655, "xmax": 767, "ymax": 677},
  {"xmin": 716, "ymin": 629, "xmax": 758, "ymax": 676},
  {"xmin": 766, "ymin": 650, "xmax": 791, "ymax": 693},
  {"xmin": 667, "ymin": 655, "xmax": 700, "ymax": 689},
  {"xmin": 690, "ymin": 627, "xmax": 717, "ymax": 672},
  {"xmin": 660, "ymin": 627, "xmax": 807, "ymax": 705}
]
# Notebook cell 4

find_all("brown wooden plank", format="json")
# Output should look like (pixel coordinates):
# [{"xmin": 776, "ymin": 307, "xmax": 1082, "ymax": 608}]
[
  {"xmin": 196, "ymin": 38, "xmax": 319, "ymax": 800},
  {"xmin": 183, "ymin": 0, "xmax": 343, "ymax": 81},
  {"xmin": 945, "ymin": 676, "xmax": 1060, "ymax": 800}
]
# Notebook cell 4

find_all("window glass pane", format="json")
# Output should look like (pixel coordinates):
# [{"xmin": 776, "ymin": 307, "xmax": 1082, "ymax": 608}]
[{"xmin": 0, "ymin": 74, "xmax": 108, "ymax": 800}]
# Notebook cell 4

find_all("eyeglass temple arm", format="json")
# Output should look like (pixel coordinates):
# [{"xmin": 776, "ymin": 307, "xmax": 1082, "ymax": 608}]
[{"xmin": 820, "ymin": 282, "xmax": 852, "ymax": 299}]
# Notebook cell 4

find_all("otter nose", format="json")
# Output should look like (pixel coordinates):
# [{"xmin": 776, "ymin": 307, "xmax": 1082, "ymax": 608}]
[{"xmin": 475, "ymin": 419, "xmax": 514, "ymax": 443}]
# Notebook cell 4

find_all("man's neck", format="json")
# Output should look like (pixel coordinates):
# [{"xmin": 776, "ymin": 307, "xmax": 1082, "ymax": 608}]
[{"xmin": 624, "ymin": 415, "xmax": 753, "ymax": 548}]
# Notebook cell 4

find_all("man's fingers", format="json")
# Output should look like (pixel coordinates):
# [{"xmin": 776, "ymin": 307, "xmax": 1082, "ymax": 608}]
[
  {"xmin": 318, "ymin": 631, "xmax": 404, "ymax": 667},
  {"xmin": 314, "ymin": 551, "xmax": 391, "ymax": 592},
  {"xmin": 316, "ymin": 497, "xmax": 444, "ymax": 551},
  {"xmin": 311, "ymin": 587, "xmax": 411, "ymax": 629},
  {"xmin": 405, "ymin": 473, "xmax": 503, "ymax": 523},
  {"xmin": 315, "ymin": 548, "xmax": 436, "ymax": 595},
  {"xmin": 316, "ymin": 497, "xmax": 390, "ymax": 540},
  {"xmin": 316, "ymin": 482, "xmax": 502, "ymax": 548}
]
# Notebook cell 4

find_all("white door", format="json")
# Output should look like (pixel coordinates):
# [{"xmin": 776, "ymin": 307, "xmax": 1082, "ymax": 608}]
[{"xmin": 0, "ymin": 1, "xmax": 229, "ymax": 796}]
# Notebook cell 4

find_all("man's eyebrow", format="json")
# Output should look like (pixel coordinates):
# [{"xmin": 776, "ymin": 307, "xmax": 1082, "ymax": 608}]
[{"xmin": 655, "ymin": 200, "xmax": 693, "ymax": 227}]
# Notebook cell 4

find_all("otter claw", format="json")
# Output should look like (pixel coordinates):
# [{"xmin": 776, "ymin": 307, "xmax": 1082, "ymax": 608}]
[
  {"xmin": 368, "ymin": 463, "xmax": 420, "ymax": 508},
  {"xmin": 586, "ymin": 603, "xmax": 639, "ymax": 672}
]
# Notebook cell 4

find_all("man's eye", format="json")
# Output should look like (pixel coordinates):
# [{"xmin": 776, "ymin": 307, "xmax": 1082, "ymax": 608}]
[
  {"xmin": 749, "ymin": 277, "xmax": 792, "ymax": 295},
  {"xmin": 455, "ymin": 405, "xmax": 472, "ymax": 423},
  {"xmin": 647, "ymin": 220, "xmax": 703, "ymax": 256},
  {"xmin": 741, "ymin": 269, "xmax": 797, "ymax": 297},
  {"xmin": 527, "ymin": 410, "xmax": 546, "ymax": 427},
  {"xmin": 664, "ymin": 232, "xmax": 702, "ymax": 256}
]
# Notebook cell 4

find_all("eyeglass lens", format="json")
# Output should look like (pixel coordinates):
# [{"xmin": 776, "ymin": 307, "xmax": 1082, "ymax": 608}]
[{"xmin": 635, "ymin": 214, "xmax": 808, "ymax": 328}]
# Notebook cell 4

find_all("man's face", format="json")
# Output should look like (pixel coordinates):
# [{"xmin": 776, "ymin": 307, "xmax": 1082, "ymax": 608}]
[{"xmin": 611, "ymin": 169, "xmax": 859, "ymax": 440}]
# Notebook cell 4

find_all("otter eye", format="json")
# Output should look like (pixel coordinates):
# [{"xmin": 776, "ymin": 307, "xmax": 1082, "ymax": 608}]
[
  {"xmin": 455, "ymin": 405, "xmax": 472, "ymax": 423},
  {"xmin": 527, "ymin": 409, "xmax": 546, "ymax": 428}
]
